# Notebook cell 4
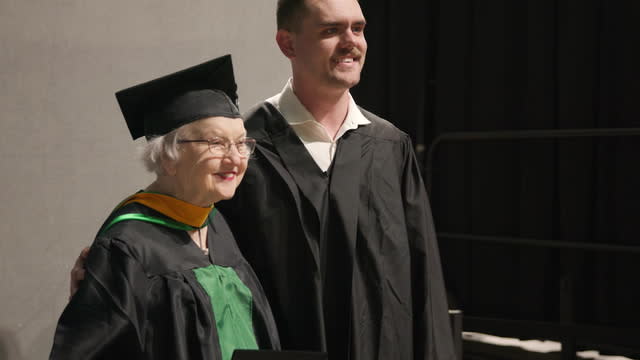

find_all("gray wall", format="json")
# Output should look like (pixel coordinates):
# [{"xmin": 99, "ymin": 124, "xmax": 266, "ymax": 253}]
[{"xmin": 0, "ymin": 1, "xmax": 290, "ymax": 359}]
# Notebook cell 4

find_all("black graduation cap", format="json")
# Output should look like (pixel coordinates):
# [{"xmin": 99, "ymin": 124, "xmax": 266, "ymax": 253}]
[{"xmin": 115, "ymin": 54, "xmax": 242, "ymax": 140}]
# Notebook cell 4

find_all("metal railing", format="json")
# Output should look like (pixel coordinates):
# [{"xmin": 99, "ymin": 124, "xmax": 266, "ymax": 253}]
[
  {"xmin": 424, "ymin": 127, "xmax": 640, "ymax": 360},
  {"xmin": 426, "ymin": 127, "xmax": 640, "ymax": 192}
]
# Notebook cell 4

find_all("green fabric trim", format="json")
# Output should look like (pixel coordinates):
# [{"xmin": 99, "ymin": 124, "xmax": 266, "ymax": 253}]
[
  {"xmin": 193, "ymin": 265, "xmax": 258, "ymax": 360},
  {"xmin": 100, "ymin": 213, "xmax": 195, "ymax": 235},
  {"xmin": 99, "ymin": 209, "xmax": 218, "ymax": 236}
]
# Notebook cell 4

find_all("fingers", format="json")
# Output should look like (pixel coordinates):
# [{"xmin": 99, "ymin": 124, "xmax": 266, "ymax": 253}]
[{"xmin": 69, "ymin": 247, "xmax": 90, "ymax": 300}]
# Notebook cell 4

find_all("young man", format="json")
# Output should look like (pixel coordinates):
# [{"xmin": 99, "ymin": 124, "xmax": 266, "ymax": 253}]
[
  {"xmin": 71, "ymin": 0, "xmax": 455, "ymax": 358},
  {"xmin": 218, "ymin": 0, "xmax": 456, "ymax": 359}
]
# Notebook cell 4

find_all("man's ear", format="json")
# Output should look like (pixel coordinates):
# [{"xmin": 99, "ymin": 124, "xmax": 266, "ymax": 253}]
[{"xmin": 276, "ymin": 29, "xmax": 296, "ymax": 59}]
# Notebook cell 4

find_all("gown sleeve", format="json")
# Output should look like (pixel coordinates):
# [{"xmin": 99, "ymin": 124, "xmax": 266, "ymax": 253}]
[
  {"xmin": 400, "ymin": 136, "xmax": 457, "ymax": 360},
  {"xmin": 49, "ymin": 238, "xmax": 147, "ymax": 359}
]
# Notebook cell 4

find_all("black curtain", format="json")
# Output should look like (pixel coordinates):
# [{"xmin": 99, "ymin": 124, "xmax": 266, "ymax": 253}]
[{"xmin": 352, "ymin": 0, "xmax": 640, "ymax": 352}]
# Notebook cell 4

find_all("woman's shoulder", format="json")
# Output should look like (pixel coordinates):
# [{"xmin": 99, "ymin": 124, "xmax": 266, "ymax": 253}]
[{"xmin": 94, "ymin": 202, "xmax": 210, "ymax": 275}]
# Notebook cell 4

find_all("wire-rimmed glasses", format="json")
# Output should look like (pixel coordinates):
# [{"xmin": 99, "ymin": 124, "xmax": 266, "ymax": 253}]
[{"xmin": 177, "ymin": 137, "xmax": 256, "ymax": 158}]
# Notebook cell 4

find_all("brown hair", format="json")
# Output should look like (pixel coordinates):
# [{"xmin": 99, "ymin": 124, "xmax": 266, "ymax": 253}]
[{"xmin": 276, "ymin": 0, "xmax": 308, "ymax": 31}]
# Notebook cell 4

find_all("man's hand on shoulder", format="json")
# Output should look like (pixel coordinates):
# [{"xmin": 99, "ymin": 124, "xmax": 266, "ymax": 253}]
[{"xmin": 69, "ymin": 247, "xmax": 90, "ymax": 300}]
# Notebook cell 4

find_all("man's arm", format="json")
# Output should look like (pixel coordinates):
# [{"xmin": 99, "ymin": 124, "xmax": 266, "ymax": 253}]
[{"xmin": 400, "ymin": 136, "xmax": 456, "ymax": 360}]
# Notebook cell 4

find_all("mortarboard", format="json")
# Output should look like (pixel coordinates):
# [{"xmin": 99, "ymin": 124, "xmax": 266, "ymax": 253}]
[{"xmin": 115, "ymin": 54, "xmax": 242, "ymax": 140}]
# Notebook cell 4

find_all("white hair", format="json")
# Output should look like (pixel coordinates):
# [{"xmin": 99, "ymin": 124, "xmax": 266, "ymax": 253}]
[{"xmin": 140, "ymin": 127, "xmax": 185, "ymax": 175}]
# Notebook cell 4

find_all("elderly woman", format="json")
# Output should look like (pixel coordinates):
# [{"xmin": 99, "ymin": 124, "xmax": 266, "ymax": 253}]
[{"xmin": 49, "ymin": 55, "xmax": 280, "ymax": 360}]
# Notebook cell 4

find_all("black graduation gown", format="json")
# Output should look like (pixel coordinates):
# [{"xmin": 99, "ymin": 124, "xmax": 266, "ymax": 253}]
[
  {"xmin": 50, "ymin": 203, "xmax": 280, "ymax": 360},
  {"xmin": 217, "ymin": 103, "xmax": 456, "ymax": 360}
]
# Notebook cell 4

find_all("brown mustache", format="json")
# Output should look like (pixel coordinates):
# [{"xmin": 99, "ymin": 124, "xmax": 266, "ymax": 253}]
[{"xmin": 335, "ymin": 48, "xmax": 363, "ymax": 58}]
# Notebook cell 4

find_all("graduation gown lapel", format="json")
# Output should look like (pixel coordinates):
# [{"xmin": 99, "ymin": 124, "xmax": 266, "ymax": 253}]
[
  {"xmin": 269, "ymin": 118, "xmax": 327, "ymax": 224},
  {"xmin": 322, "ymin": 130, "xmax": 362, "ymax": 357},
  {"xmin": 329, "ymin": 129, "xmax": 362, "ymax": 266},
  {"xmin": 256, "ymin": 103, "xmax": 324, "ymax": 273}
]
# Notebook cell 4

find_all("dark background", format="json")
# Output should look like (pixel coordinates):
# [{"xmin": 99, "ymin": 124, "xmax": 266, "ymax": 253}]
[{"xmin": 352, "ymin": 0, "xmax": 640, "ymax": 355}]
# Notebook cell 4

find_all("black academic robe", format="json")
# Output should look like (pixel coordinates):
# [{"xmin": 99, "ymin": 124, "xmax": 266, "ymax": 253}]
[
  {"xmin": 50, "ymin": 203, "xmax": 280, "ymax": 360},
  {"xmin": 217, "ymin": 103, "xmax": 456, "ymax": 360}
]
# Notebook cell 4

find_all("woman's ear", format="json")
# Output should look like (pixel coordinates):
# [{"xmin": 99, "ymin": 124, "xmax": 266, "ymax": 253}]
[{"xmin": 161, "ymin": 155, "xmax": 178, "ymax": 176}]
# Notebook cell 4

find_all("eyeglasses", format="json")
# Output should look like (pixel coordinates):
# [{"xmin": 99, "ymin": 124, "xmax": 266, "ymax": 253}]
[{"xmin": 177, "ymin": 137, "xmax": 256, "ymax": 157}]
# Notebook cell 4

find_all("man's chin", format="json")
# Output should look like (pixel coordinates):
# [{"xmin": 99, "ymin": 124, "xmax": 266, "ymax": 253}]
[{"xmin": 328, "ymin": 75, "xmax": 361, "ymax": 90}]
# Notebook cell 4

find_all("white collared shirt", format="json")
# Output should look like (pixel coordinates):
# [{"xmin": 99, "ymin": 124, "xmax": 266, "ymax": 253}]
[{"xmin": 265, "ymin": 79, "xmax": 371, "ymax": 172}]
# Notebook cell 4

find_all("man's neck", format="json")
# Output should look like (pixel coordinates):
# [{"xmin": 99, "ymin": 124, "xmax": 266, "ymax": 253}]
[{"xmin": 291, "ymin": 78, "xmax": 351, "ymax": 140}]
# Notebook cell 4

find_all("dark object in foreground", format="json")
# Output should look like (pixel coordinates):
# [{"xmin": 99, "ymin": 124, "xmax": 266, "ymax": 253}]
[{"xmin": 232, "ymin": 350, "xmax": 327, "ymax": 360}]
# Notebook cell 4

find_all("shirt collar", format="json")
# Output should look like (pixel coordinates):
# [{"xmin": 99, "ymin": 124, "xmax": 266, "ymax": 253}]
[{"xmin": 266, "ymin": 78, "xmax": 371, "ymax": 130}]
